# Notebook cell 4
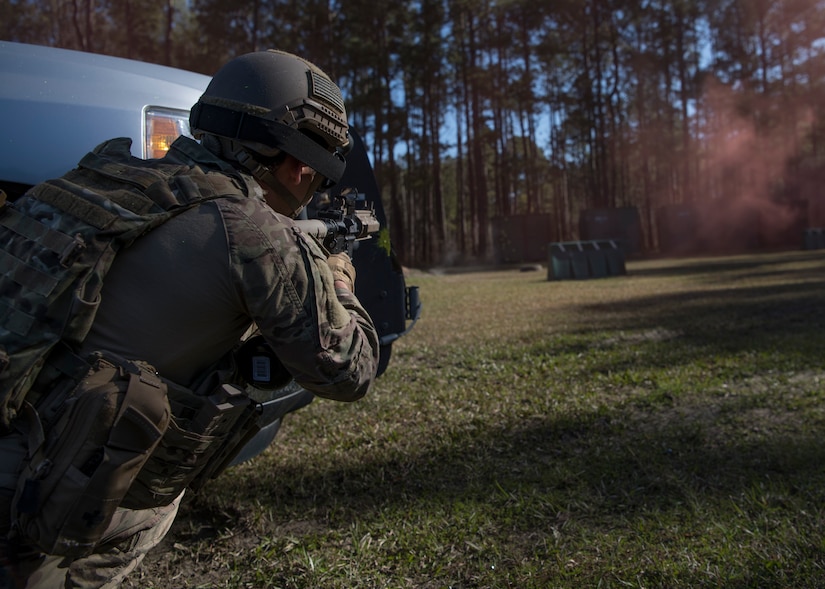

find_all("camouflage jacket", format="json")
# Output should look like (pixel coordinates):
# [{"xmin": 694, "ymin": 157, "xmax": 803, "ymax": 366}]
[{"xmin": 79, "ymin": 136, "xmax": 379, "ymax": 401}]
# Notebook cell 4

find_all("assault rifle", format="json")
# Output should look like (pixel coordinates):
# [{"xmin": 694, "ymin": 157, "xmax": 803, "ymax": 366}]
[{"xmin": 294, "ymin": 188, "xmax": 381, "ymax": 256}]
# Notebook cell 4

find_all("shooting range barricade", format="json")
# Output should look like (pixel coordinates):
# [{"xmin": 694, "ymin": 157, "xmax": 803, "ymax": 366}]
[
  {"xmin": 803, "ymin": 228, "xmax": 825, "ymax": 250},
  {"xmin": 547, "ymin": 240, "xmax": 627, "ymax": 281}
]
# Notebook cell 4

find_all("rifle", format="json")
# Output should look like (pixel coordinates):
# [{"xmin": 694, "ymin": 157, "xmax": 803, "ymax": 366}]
[{"xmin": 294, "ymin": 188, "xmax": 381, "ymax": 256}]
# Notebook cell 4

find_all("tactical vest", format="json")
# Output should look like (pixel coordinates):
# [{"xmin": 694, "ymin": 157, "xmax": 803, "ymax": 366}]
[{"xmin": 0, "ymin": 137, "xmax": 246, "ymax": 433}]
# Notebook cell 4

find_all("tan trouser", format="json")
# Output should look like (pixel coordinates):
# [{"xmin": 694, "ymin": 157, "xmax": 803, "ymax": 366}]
[{"xmin": 0, "ymin": 424, "xmax": 182, "ymax": 589}]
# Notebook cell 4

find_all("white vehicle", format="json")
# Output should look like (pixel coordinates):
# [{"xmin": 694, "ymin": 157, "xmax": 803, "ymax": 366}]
[{"xmin": 0, "ymin": 41, "xmax": 207, "ymax": 192}]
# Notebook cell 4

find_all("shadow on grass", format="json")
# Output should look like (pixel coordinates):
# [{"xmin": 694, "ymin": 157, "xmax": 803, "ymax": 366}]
[
  {"xmin": 542, "ymin": 270, "xmax": 825, "ymax": 369},
  {"xmin": 624, "ymin": 250, "xmax": 824, "ymax": 281},
  {"xmin": 228, "ymin": 408, "xmax": 825, "ymax": 511}
]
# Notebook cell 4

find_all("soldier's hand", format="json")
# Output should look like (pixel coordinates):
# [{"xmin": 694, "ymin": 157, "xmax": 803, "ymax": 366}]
[{"xmin": 327, "ymin": 252, "xmax": 356, "ymax": 291}]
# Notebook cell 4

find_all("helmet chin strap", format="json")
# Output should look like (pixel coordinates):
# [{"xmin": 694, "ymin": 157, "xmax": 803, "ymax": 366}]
[{"xmin": 234, "ymin": 147, "xmax": 307, "ymax": 217}]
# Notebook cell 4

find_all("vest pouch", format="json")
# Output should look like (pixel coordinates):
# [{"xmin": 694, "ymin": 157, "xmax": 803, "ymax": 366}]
[
  {"xmin": 187, "ymin": 387, "xmax": 262, "ymax": 492},
  {"xmin": 120, "ymin": 405, "xmax": 217, "ymax": 509},
  {"xmin": 11, "ymin": 352, "xmax": 170, "ymax": 558},
  {"xmin": 123, "ymin": 382, "xmax": 261, "ymax": 508}
]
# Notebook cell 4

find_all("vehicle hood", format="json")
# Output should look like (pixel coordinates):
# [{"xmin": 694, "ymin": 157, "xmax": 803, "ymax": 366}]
[{"xmin": 0, "ymin": 41, "xmax": 210, "ymax": 185}]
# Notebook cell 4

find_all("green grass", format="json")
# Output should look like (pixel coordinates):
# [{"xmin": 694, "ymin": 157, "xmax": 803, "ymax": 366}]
[{"xmin": 127, "ymin": 251, "xmax": 825, "ymax": 588}]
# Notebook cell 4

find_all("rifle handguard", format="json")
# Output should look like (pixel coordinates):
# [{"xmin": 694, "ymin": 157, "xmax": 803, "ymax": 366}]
[{"xmin": 293, "ymin": 189, "xmax": 380, "ymax": 256}]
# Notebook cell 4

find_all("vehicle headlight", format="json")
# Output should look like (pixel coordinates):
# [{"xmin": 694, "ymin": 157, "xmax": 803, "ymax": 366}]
[{"xmin": 143, "ymin": 107, "xmax": 191, "ymax": 159}]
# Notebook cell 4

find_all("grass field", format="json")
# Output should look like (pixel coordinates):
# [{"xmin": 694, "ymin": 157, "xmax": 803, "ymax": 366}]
[{"xmin": 128, "ymin": 250, "xmax": 825, "ymax": 588}]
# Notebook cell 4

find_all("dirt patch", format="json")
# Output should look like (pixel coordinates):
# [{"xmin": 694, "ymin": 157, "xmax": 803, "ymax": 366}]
[{"xmin": 122, "ymin": 493, "xmax": 329, "ymax": 588}]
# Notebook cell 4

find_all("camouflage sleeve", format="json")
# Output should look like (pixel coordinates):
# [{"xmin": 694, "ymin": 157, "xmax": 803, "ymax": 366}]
[{"xmin": 217, "ymin": 197, "xmax": 379, "ymax": 401}]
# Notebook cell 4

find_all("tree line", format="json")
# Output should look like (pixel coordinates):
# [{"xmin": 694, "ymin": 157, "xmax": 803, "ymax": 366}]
[{"xmin": 4, "ymin": 0, "xmax": 825, "ymax": 267}]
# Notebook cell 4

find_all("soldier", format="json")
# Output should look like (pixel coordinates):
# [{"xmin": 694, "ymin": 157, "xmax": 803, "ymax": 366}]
[{"xmin": 0, "ymin": 50, "xmax": 379, "ymax": 587}]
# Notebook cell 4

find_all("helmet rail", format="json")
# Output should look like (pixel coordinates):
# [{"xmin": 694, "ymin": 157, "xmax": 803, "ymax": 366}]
[{"xmin": 190, "ymin": 100, "xmax": 346, "ymax": 183}]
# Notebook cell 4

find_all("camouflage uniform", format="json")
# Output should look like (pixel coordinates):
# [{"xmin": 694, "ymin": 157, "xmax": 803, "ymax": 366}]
[{"xmin": 0, "ymin": 136, "xmax": 379, "ymax": 587}]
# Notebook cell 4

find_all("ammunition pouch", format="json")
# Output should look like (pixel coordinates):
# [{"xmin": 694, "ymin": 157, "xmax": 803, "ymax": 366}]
[
  {"xmin": 11, "ymin": 352, "xmax": 170, "ymax": 557},
  {"xmin": 10, "ymin": 349, "xmax": 262, "ymax": 556},
  {"xmin": 123, "ymin": 380, "xmax": 261, "ymax": 508}
]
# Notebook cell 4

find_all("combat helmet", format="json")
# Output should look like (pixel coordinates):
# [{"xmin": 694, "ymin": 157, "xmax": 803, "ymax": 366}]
[{"xmin": 189, "ymin": 49, "xmax": 350, "ymax": 215}]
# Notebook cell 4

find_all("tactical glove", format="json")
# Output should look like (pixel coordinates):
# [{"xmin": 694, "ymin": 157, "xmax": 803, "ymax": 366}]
[{"xmin": 327, "ymin": 252, "xmax": 356, "ymax": 291}]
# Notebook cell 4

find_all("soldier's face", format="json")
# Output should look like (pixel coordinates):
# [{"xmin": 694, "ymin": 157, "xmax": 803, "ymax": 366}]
[{"xmin": 263, "ymin": 155, "xmax": 319, "ymax": 217}]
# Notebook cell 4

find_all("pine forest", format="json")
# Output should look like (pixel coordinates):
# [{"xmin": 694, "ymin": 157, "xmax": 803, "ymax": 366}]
[{"xmin": 3, "ymin": 0, "xmax": 825, "ymax": 267}]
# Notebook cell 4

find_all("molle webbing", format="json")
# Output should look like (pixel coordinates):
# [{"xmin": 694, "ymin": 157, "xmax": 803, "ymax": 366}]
[
  {"xmin": 0, "ymin": 206, "xmax": 80, "ymax": 259},
  {"xmin": 35, "ymin": 180, "xmax": 123, "ymax": 230}
]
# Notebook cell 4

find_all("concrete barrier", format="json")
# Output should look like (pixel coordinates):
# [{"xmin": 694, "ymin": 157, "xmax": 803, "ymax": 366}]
[{"xmin": 548, "ymin": 240, "xmax": 626, "ymax": 281}]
